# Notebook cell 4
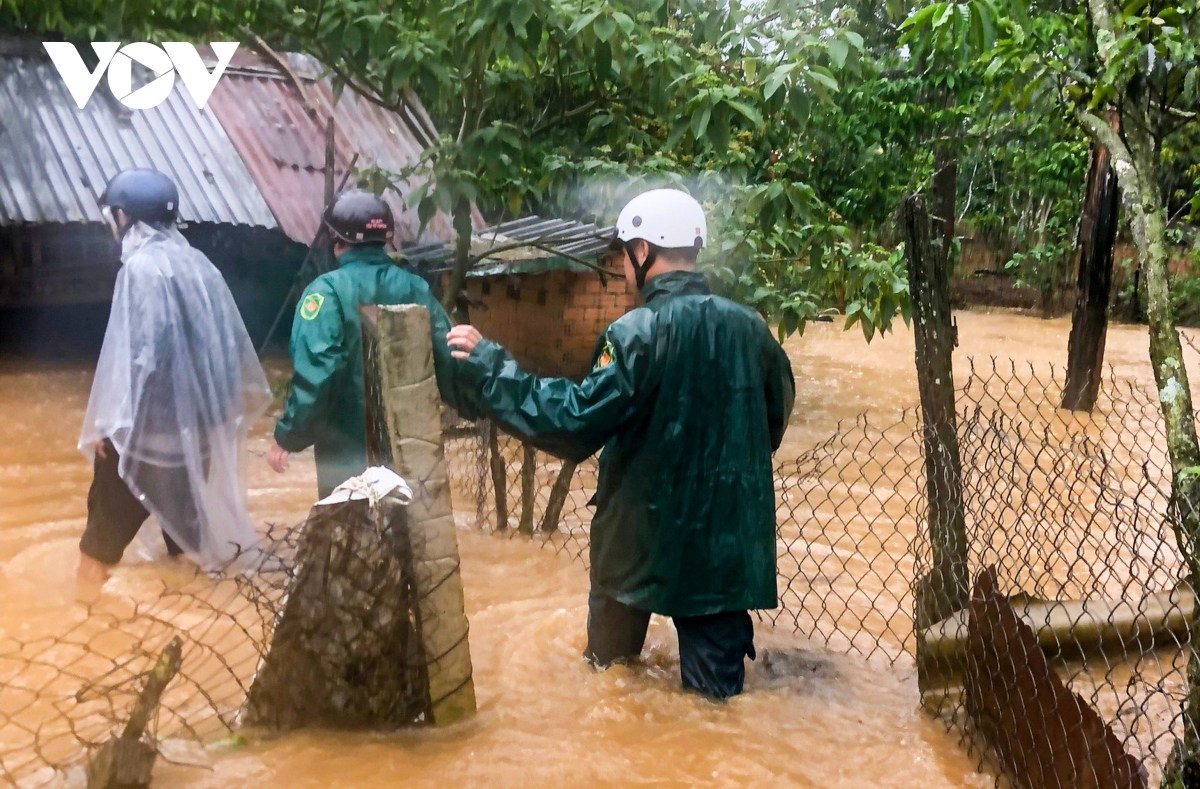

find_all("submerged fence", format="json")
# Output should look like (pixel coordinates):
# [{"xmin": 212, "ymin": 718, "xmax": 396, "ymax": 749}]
[
  {"xmin": 1, "ymin": 356, "xmax": 1196, "ymax": 788},
  {"xmin": 450, "ymin": 358, "xmax": 1194, "ymax": 789}
]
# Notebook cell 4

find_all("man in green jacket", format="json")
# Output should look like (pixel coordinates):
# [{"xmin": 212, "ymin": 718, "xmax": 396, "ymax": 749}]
[
  {"xmin": 447, "ymin": 189, "xmax": 795, "ymax": 700},
  {"xmin": 268, "ymin": 189, "xmax": 477, "ymax": 497}
]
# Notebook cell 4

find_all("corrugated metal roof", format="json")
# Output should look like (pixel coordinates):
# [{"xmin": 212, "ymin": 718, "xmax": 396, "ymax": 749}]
[
  {"xmin": 206, "ymin": 53, "xmax": 463, "ymax": 245},
  {"xmin": 0, "ymin": 56, "xmax": 276, "ymax": 228},
  {"xmin": 404, "ymin": 216, "xmax": 616, "ymax": 277}
]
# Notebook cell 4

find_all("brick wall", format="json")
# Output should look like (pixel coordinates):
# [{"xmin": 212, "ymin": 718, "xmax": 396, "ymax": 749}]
[{"xmin": 462, "ymin": 266, "xmax": 634, "ymax": 380}]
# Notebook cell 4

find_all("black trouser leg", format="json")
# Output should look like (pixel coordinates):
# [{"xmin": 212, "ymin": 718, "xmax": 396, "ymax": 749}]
[
  {"xmin": 673, "ymin": 611, "xmax": 756, "ymax": 701},
  {"xmin": 80, "ymin": 440, "xmax": 150, "ymax": 565},
  {"xmin": 133, "ymin": 462, "xmax": 199, "ymax": 556},
  {"xmin": 584, "ymin": 589, "xmax": 651, "ymax": 667}
]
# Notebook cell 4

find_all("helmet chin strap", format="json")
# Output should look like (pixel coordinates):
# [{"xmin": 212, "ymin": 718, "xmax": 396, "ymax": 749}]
[{"xmin": 624, "ymin": 240, "xmax": 658, "ymax": 290}]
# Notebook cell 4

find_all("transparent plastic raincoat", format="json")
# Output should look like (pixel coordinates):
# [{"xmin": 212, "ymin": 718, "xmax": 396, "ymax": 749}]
[{"xmin": 79, "ymin": 222, "xmax": 271, "ymax": 570}]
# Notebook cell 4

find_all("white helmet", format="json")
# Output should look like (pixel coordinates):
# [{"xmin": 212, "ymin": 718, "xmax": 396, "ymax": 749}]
[
  {"xmin": 615, "ymin": 188, "xmax": 707, "ymax": 250},
  {"xmin": 613, "ymin": 189, "xmax": 706, "ymax": 288}
]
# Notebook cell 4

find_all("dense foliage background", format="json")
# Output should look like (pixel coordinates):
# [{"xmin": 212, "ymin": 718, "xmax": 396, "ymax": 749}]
[{"xmin": 4, "ymin": 0, "xmax": 1197, "ymax": 337}]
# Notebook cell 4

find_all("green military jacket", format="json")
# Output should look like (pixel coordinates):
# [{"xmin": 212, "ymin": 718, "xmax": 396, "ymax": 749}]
[
  {"xmin": 275, "ymin": 245, "xmax": 476, "ymax": 497},
  {"xmin": 461, "ymin": 270, "xmax": 796, "ymax": 617}
]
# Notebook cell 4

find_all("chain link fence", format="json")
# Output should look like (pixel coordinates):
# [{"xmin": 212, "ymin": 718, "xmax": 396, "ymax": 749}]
[
  {"xmin": 0, "ymin": 525, "xmax": 299, "ymax": 786},
  {"xmin": 449, "ymin": 357, "xmax": 1196, "ymax": 788},
  {"xmin": 2, "ymin": 353, "xmax": 1197, "ymax": 788}
]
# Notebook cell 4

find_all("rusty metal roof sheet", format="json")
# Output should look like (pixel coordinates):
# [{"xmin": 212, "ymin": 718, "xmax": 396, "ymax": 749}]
[
  {"xmin": 0, "ymin": 55, "xmax": 276, "ymax": 228},
  {"xmin": 404, "ymin": 216, "xmax": 616, "ymax": 277},
  {"xmin": 206, "ymin": 53, "xmax": 459, "ymax": 246}
]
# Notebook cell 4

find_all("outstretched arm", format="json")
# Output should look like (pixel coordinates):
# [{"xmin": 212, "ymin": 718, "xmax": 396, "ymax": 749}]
[
  {"xmin": 411, "ymin": 284, "xmax": 484, "ymax": 421},
  {"xmin": 447, "ymin": 321, "xmax": 651, "ymax": 463}
]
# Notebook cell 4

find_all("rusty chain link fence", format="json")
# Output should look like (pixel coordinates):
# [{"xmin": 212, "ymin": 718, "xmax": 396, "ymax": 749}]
[
  {"xmin": 0, "ymin": 525, "xmax": 301, "ymax": 787},
  {"xmin": 449, "ymin": 356, "xmax": 1197, "ymax": 789},
  {"xmin": 2, "ymin": 354, "xmax": 1198, "ymax": 788}
]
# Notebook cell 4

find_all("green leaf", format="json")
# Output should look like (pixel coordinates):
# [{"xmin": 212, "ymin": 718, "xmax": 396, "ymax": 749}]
[
  {"xmin": 726, "ymin": 99, "xmax": 763, "ymax": 126},
  {"xmin": 691, "ymin": 103, "xmax": 712, "ymax": 141},
  {"xmin": 595, "ymin": 41, "xmax": 612, "ymax": 80},
  {"xmin": 567, "ymin": 10, "xmax": 600, "ymax": 37},
  {"xmin": 807, "ymin": 67, "xmax": 839, "ymax": 92},
  {"xmin": 594, "ymin": 15, "xmax": 618, "ymax": 43},
  {"xmin": 902, "ymin": 3, "xmax": 940, "ymax": 31},
  {"xmin": 788, "ymin": 88, "xmax": 810, "ymax": 126},
  {"xmin": 708, "ymin": 109, "xmax": 730, "ymax": 152},
  {"xmin": 665, "ymin": 117, "xmax": 689, "ymax": 150},
  {"xmin": 510, "ymin": 1, "xmax": 534, "ymax": 32},
  {"xmin": 418, "ymin": 196, "xmax": 436, "ymax": 230},
  {"xmin": 933, "ymin": 3, "xmax": 955, "ymax": 29},
  {"xmin": 613, "ymin": 11, "xmax": 636, "ymax": 35},
  {"xmin": 827, "ymin": 39, "xmax": 849, "ymax": 69},
  {"xmin": 763, "ymin": 62, "xmax": 798, "ymax": 100}
]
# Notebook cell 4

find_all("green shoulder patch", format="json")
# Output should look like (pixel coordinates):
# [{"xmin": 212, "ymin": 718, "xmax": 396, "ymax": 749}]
[
  {"xmin": 300, "ymin": 293, "xmax": 324, "ymax": 321},
  {"xmin": 594, "ymin": 340, "xmax": 616, "ymax": 370}
]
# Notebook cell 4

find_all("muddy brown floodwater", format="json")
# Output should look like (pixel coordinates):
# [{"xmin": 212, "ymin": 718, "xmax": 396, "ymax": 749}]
[{"xmin": 2, "ymin": 310, "xmax": 1194, "ymax": 789}]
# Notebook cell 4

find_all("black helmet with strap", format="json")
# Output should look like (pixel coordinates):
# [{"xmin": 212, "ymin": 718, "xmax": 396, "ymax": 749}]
[
  {"xmin": 98, "ymin": 168, "xmax": 179, "ymax": 225},
  {"xmin": 325, "ymin": 188, "xmax": 394, "ymax": 245}
]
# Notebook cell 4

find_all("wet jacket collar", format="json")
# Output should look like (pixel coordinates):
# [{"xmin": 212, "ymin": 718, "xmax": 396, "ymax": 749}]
[
  {"xmin": 337, "ymin": 245, "xmax": 392, "ymax": 267},
  {"xmin": 640, "ymin": 270, "xmax": 711, "ymax": 302}
]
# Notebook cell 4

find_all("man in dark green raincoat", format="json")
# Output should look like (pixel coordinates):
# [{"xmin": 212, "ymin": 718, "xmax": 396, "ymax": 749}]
[
  {"xmin": 447, "ymin": 189, "xmax": 795, "ymax": 699},
  {"xmin": 268, "ymin": 189, "xmax": 477, "ymax": 498}
]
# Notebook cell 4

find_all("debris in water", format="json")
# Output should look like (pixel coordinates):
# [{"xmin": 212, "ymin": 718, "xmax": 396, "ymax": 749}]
[{"xmin": 758, "ymin": 648, "xmax": 839, "ymax": 683}]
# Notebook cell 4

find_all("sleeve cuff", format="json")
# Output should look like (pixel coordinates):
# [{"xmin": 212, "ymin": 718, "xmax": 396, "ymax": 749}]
[
  {"xmin": 274, "ymin": 420, "xmax": 308, "ymax": 452},
  {"xmin": 461, "ymin": 338, "xmax": 504, "ymax": 387}
]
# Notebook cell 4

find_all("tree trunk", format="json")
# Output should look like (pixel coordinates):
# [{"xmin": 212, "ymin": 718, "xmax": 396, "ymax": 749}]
[
  {"xmin": 1077, "ymin": 73, "xmax": 1200, "ymax": 781},
  {"xmin": 1062, "ymin": 142, "xmax": 1120, "ymax": 412},
  {"xmin": 903, "ymin": 195, "xmax": 970, "ymax": 643},
  {"xmin": 441, "ymin": 196, "xmax": 474, "ymax": 319},
  {"xmin": 932, "ymin": 142, "xmax": 958, "ymax": 266}
]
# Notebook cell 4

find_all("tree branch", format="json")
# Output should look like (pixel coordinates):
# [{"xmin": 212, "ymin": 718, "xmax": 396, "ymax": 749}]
[{"xmin": 1076, "ymin": 107, "xmax": 1141, "ymax": 195}]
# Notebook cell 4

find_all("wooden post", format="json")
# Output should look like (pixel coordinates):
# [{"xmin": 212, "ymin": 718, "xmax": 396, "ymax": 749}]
[
  {"xmin": 902, "ymin": 195, "xmax": 970, "ymax": 643},
  {"xmin": 488, "ymin": 422, "xmax": 508, "ymax": 530},
  {"xmin": 375, "ymin": 304, "xmax": 476, "ymax": 726},
  {"xmin": 87, "ymin": 637, "xmax": 183, "ymax": 789},
  {"xmin": 540, "ymin": 460, "xmax": 577, "ymax": 533},
  {"xmin": 519, "ymin": 444, "xmax": 537, "ymax": 535},
  {"xmin": 1062, "ymin": 142, "xmax": 1120, "ymax": 412}
]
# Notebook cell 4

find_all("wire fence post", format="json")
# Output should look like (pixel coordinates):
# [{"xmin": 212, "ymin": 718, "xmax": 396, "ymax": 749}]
[
  {"xmin": 540, "ymin": 459, "xmax": 577, "ymax": 533},
  {"xmin": 488, "ymin": 421, "xmax": 508, "ymax": 530},
  {"xmin": 902, "ymin": 195, "xmax": 970, "ymax": 672},
  {"xmin": 519, "ymin": 443, "xmax": 537, "ymax": 535}
]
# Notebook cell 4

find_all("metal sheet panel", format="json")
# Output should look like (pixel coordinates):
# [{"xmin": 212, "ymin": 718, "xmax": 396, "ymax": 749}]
[
  {"xmin": 402, "ymin": 216, "xmax": 615, "ymax": 277},
  {"xmin": 0, "ymin": 56, "xmax": 276, "ymax": 229},
  {"xmin": 206, "ymin": 63, "xmax": 459, "ymax": 245}
]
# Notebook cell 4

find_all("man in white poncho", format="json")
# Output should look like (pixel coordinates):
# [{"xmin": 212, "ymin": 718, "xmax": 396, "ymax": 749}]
[{"xmin": 77, "ymin": 169, "xmax": 271, "ymax": 584}]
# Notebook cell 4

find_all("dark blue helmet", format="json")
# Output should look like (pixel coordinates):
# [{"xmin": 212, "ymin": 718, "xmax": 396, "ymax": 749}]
[
  {"xmin": 98, "ymin": 168, "xmax": 179, "ymax": 225},
  {"xmin": 325, "ymin": 188, "xmax": 393, "ymax": 245}
]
